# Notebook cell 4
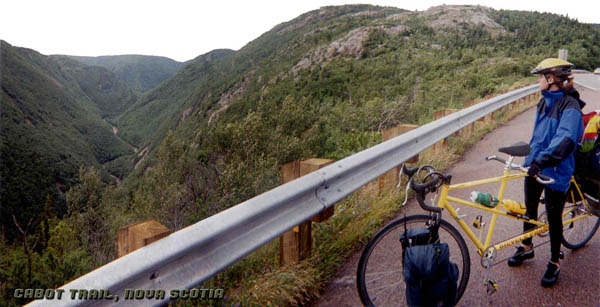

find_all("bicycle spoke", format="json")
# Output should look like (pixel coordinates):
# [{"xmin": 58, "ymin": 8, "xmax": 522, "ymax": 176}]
[
  {"xmin": 365, "ymin": 270, "xmax": 402, "ymax": 283},
  {"xmin": 561, "ymin": 208, "xmax": 600, "ymax": 249},
  {"xmin": 370, "ymin": 280, "xmax": 404, "ymax": 292},
  {"xmin": 378, "ymin": 242, "xmax": 400, "ymax": 259},
  {"xmin": 371, "ymin": 281, "xmax": 404, "ymax": 298}
]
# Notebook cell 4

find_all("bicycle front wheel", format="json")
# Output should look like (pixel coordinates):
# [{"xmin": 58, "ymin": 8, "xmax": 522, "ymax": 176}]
[
  {"xmin": 562, "ymin": 202, "xmax": 600, "ymax": 249},
  {"xmin": 356, "ymin": 214, "xmax": 470, "ymax": 306}
]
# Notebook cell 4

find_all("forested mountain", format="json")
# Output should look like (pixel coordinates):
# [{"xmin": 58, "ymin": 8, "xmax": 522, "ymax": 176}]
[
  {"xmin": 67, "ymin": 55, "xmax": 184, "ymax": 92},
  {"xmin": 115, "ymin": 48, "xmax": 234, "ymax": 148},
  {"xmin": 0, "ymin": 41, "xmax": 136, "ymax": 241},
  {"xmin": 119, "ymin": 4, "xmax": 600, "ymax": 210},
  {"xmin": 2, "ymin": 5, "xmax": 600, "ymax": 306},
  {"xmin": 51, "ymin": 56, "xmax": 139, "ymax": 118}
]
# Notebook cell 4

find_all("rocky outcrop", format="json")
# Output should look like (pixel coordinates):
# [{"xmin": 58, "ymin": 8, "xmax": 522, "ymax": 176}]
[
  {"xmin": 423, "ymin": 5, "xmax": 505, "ymax": 35},
  {"xmin": 134, "ymin": 146, "xmax": 149, "ymax": 169},
  {"xmin": 291, "ymin": 25, "xmax": 408, "ymax": 75},
  {"xmin": 208, "ymin": 73, "xmax": 253, "ymax": 124},
  {"xmin": 290, "ymin": 5, "xmax": 506, "ymax": 75},
  {"xmin": 181, "ymin": 106, "xmax": 192, "ymax": 123}
]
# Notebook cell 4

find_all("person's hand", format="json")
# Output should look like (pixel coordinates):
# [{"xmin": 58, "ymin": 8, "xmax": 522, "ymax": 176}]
[{"xmin": 527, "ymin": 162, "xmax": 541, "ymax": 177}]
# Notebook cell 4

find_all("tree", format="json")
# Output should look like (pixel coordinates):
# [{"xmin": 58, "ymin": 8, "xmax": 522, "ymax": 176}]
[
  {"xmin": 66, "ymin": 167, "xmax": 111, "ymax": 266},
  {"xmin": 11, "ymin": 215, "xmax": 39, "ymax": 285}
]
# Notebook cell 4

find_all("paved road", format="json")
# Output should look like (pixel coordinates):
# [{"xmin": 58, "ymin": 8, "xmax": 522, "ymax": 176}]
[
  {"xmin": 576, "ymin": 72, "xmax": 600, "ymax": 91},
  {"xmin": 314, "ymin": 74, "xmax": 600, "ymax": 307}
]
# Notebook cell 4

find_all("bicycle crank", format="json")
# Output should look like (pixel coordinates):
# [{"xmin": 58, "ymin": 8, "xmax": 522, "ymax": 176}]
[
  {"xmin": 481, "ymin": 247, "xmax": 498, "ymax": 295},
  {"xmin": 481, "ymin": 239, "xmax": 551, "ymax": 268}
]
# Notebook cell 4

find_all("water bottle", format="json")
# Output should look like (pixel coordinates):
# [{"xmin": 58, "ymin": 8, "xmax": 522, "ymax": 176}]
[
  {"xmin": 501, "ymin": 199, "xmax": 527, "ymax": 215},
  {"xmin": 470, "ymin": 191, "xmax": 498, "ymax": 208}
]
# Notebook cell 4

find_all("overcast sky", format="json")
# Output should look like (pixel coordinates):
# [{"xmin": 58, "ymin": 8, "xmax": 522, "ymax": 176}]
[{"xmin": 1, "ymin": 0, "xmax": 597, "ymax": 62}]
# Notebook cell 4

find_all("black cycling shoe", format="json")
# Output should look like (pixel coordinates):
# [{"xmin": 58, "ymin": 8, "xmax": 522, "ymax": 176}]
[
  {"xmin": 541, "ymin": 262, "xmax": 560, "ymax": 287},
  {"xmin": 507, "ymin": 245, "xmax": 535, "ymax": 267}
]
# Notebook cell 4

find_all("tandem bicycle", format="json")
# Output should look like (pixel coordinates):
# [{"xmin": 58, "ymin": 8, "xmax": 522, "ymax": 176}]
[{"xmin": 356, "ymin": 142, "xmax": 600, "ymax": 306}]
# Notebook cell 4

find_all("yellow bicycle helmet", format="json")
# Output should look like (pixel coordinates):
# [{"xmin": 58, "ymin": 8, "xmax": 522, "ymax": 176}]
[{"xmin": 531, "ymin": 58, "xmax": 574, "ymax": 77}]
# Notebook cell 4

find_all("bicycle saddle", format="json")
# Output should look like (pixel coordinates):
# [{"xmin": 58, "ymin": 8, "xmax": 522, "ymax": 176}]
[{"xmin": 498, "ymin": 141, "xmax": 530, "ymax": 157}]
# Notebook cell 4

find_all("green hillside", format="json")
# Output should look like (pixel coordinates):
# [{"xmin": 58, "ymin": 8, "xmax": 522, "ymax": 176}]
[
  {"xmin": 119, "ymin": 5, "xmax": 600, "ymax": 207},
  {"xmin": 115, "ymin": 48, "xmax": 234, "ymax": 148},
  {"xmin": 67, "ymin": 54, "xmax": 184, "ymax": 92},
  {"xmin": 52, "ymin": 55, "xmax": 139, "ymax": 118},
  {"xmin": 0, "ymin": 40, "xmax": 136, "ymax": 241},
  {"xmin": 2, "ymin": 4, "xmax": 600, "ymax": 306}
]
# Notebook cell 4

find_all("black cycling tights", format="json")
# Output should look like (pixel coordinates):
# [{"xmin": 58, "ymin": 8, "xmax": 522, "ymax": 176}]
[{"xmin": 522, "ymin": 176, "xmax": 567, "ymax": 263}]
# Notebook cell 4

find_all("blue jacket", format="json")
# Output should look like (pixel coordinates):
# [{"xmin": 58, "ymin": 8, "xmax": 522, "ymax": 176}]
[{"xmin": 523, "ymin": 90, "xmax": 584, "ymax": 192}]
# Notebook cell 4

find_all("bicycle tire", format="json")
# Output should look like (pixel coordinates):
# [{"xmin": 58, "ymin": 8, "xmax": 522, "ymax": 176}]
[
  {"xmin": 356, "ymin": 214, "xmax": 470, "ymax": 306},
  {"xmin": 561, "ymin": 203, "xmax": 600, "ymax": 249}
]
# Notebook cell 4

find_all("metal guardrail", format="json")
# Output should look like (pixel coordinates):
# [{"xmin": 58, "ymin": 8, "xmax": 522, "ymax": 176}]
[{"xmin": 28, "ymin": 84, "xmax": 539, "ymax": 306}]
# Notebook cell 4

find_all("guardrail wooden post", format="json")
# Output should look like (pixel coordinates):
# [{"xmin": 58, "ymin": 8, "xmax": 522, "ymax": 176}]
[
  {"xmin": 280, "ymin": 160, "xmax": 308, "ymax": 266},
  {"xmin": 463, "ymin": 101, "xmax": 477, "ymax": 136},
  {"xmin": 302, "ymin": 159, "xmax": 335, "ymax": 223},
  {"xmin": 486, "ymin": 111, "xmax": 494, "ymax": 122},
  {"xmin": 499, "ymin": 104, "xmax": 508, "ymax": 116},
  {"xmin": 117, "ymin": 220, "xmax": 170, "ymax": 258},
  {"xmin": 280, "ymin": 158, "xmax": 334, "ymax": 266},
  {"xmin": 378, "ymin": 125, "xmax": 419, "ymax": 192},
  {"xmin": 433, "ymin": 109, "xmax": 459, "ymax": 151},
  {"xmin": 558, "ymin": 49, "xmax": 568, "ymax": 60}
]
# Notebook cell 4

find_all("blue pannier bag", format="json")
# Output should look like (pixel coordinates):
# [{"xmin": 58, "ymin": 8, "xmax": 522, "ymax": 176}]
[{"xmin": 403, "ymin": 241, "xmax": 459, "ymax": 306}]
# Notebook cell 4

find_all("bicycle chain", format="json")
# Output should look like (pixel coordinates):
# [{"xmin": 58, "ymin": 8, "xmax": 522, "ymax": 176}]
[{"xmin": 483, "ymin": 239, "xmax": 551, "ymax": 268}]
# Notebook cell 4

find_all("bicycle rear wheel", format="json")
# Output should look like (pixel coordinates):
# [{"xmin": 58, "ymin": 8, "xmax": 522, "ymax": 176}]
[
  {"xmin": 561, "ymin": 202, "xmax": 600, "ymax": 249},
  {"xmin": 356, "ymin": 214, "xmax": 470, "ymax": 306}
]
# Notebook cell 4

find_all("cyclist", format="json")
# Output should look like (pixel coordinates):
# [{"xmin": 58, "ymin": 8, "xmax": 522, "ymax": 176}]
[{"xmin": 507, "ymin": 58, "xmax": 585, "ymax": 287}]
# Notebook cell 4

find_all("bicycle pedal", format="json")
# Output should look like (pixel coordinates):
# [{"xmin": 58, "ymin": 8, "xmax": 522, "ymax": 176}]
[
  {"xmin": 559, "ymin": 251, "xmax": 564, "ymax": 260},
  {"xmin": 473, "ymin": 215, "xmax": 483, "ymax": 229},
  {"xmin": 485, "ymin": 279, "xmax": 498, "ymax": 295}
]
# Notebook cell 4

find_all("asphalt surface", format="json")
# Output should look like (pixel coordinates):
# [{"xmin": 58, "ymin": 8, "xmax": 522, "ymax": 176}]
[
  {"xmin": 314, "ymin": 74, "xmax": 600, "ymax": 307},
  {"xmin": 576, "ymin": 73, "xmax": 600, "ymax": 91}
]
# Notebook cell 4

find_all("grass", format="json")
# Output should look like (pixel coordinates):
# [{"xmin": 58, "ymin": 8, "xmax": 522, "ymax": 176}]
[{"xmin": 171, "ymin": 81, "xmax": 539, "ymax": 307}]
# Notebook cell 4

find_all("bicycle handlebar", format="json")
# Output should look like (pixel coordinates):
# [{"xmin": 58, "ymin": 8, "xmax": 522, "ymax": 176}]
[
  {"xmin": 402, "ymin": 164, "xmax": 448, "ymax": 213},
  {"xmin": 516, "ymin": 166, "xmax": 555, "ymax": 185},
  {"xmin": 485, "ymin": 155, "xmax": 522, "ymax": 170},
  {"xmin": 485, "ymin": 156, "xmax": 556, "ymax": 185},
  {"xmin": 409, "ymin": 178, "xmax": 443, "ymax": 213},
  {"xmin": 401, "ymin": 164, "xmax": 419, "ymax": 177},
  {"xmin": 535, "ymin": 174, "xmax": 555, "ymax": 185},
  {"xmin": 485, "ymin": 155, "xmax": 507, "ymax": 164}
]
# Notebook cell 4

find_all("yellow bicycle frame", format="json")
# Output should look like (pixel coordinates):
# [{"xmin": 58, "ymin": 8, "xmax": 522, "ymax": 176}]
[{"xmin": 436, "ymin": 167, "xmax": 592, "ymax": 256}]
